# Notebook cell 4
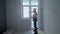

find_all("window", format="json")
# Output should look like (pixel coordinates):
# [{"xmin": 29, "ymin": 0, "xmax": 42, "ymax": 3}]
[
  {"xmin": 23, "ymin": 7, "xmax": 29, "ymax": 18},
  {"xmin": 22, "ymin": 0, "xmax": 38, "ymax": 18}
]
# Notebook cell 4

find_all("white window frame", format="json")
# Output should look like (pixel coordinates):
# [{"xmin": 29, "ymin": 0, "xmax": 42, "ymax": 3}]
[{"xmin": 21, "ymin": 0, "xmax": 39, "ymax": 19}]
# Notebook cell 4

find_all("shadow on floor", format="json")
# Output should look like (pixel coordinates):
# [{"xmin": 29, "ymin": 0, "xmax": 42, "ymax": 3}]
[{"xmin": 33, "ymin": 29, "xmax": 38, "ymax": 34}]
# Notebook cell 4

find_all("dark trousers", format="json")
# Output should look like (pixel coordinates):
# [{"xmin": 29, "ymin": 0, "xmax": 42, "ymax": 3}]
[
  {"xmin": 33, "ymin": 19, "xmax": 37, "ymax": 30},
  {"xmin": 34, "ymin": 21, "xmax": 37, "ymax": 30},
  {"xmin": 33, "ymin": 19, "xmax": 38, "ymax": 34}
]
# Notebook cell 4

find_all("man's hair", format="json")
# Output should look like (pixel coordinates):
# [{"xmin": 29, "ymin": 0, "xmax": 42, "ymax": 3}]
[{"xmin": 33, "ymin": 8, "xmax": 36, "ymax": 12}]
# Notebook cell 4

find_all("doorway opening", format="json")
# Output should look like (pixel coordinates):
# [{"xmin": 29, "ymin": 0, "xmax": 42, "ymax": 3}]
[{"xmin": 21, "ymin": 0, "xmax": 39, "ymax": 29}]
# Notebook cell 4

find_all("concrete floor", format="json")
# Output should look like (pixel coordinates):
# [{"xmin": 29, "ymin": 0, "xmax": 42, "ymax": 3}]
[{"xmin": 3, "ymin": 29, "xmax": 45, "ymax": 34}]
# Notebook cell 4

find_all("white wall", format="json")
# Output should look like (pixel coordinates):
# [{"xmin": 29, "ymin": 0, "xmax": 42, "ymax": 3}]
[
  {"xmin": 6, "ymin": 0, "xmax": 17, "ymax": 30},
  {"xmin": 44, "ymin": 0, "xmax": 60, "ymax": 34},
  {"xmin": 6, "ymin": 0, "xmax": 31, "ymax": 31},
  {"xmin": 40, "ymin": 0, "xmax": 44, "ymax": 30},
  {"xmin": 38, "ymin": 0, "xmax": 44, "ymax": 30}
]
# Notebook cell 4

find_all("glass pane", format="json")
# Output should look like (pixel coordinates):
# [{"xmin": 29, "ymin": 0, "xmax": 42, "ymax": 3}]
[
  {"xmin": 23, "ymin": 7, "xmax": 29, "ymax": 18},
  {"xmin": 23, "ymin": 0, "xmax": 29, "ymax": 5},
  {"xmin": 31, "ymin": 7, "xmax": 38, "ymax": 17},
  {"xmin": 31, "ymin": 13, "xmax": 34, "ymax": 17},
  {"xmin": 31, "ymin": 0, "xmax": 38, "ymax": 5}
]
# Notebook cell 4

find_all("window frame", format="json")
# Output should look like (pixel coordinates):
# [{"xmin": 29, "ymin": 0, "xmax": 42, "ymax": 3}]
[{"xmin": 21, "ymin": 0, "xmax": 39, "ymax": 19}]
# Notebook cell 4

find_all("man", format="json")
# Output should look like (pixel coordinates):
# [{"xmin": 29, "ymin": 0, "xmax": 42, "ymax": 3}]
[{"xmin": 33, "ymin": 8, "xmax": 37, "ymax": 31}]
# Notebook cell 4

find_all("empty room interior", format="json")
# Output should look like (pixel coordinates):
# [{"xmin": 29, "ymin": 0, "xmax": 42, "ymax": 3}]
[{"xmin": 0, "ymin": 0, "xmax": 60, "ymax": 34}]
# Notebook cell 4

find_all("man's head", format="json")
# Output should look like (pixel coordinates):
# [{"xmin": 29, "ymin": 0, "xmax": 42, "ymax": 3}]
[{"xmin": 33, "ymin": 8, "xmax": 36, "ymax": 13}]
